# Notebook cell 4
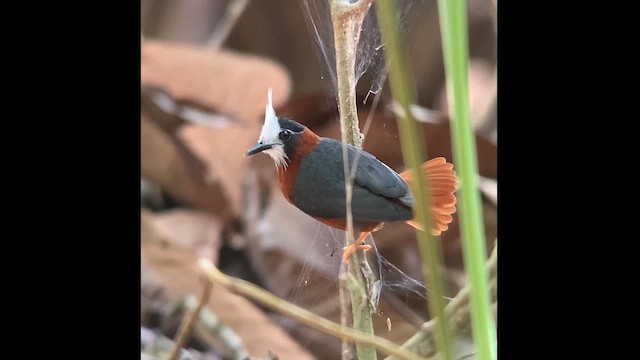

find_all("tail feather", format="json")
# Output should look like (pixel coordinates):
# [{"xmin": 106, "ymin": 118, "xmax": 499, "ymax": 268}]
[{"xmin": 400, "ymin": 157, "xmax": 458, "ymax": 236}]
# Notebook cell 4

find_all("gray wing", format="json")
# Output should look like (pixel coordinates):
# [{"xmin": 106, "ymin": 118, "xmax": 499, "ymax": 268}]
[
  {"xmin": 290, "ymin": 138, "xmax": 414, "ymax": 224},
  {"xmin": 349, "ymin": 144, "xmax": 414, "ymax": 206}
]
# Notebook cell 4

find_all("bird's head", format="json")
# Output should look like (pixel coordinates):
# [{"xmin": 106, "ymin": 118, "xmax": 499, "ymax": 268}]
[{"xmin": 246, "ymin": 88, "xmax": 310, "ymax": 169}]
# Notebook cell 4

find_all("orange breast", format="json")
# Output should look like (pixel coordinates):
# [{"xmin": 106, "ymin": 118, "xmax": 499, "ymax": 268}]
[{"xmin": 278, "ymin": 128, "xmax": 320, "ymax": 204}]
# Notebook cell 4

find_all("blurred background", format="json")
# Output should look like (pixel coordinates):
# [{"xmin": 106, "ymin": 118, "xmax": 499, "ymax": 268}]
[{"xmin": 141, "ymin": 0, "xmax": 496, "ymax": 359}]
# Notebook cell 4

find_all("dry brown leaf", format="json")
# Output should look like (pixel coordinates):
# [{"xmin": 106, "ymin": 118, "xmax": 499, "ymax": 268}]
[
  {"xmin": 141, "ymin": 40, "xmax": 292, "ymax": 123},
  {"xmin": 142, "ymin": 40, "xmax": 294, "ymax": 217},
  {"xmin": 178, "ymin": 121, "xmax": 262, "ymax": 217},
  {"xmin": 141, "ymin": 98, "xmax": 263, "ymax": 218},
  {"xmin": 141, "ymin": 210, "xmax": 315, "ymax": 360},
  {"xmin": 141, "ymin": 114, "xmax": 232, "ymax": 223},
  {"xmin": 151, "ymin": 208, "xmax": 222, "ymax": 262}
]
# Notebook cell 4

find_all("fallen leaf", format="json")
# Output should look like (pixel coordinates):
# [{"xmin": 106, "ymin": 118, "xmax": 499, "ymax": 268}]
[
  {"xmin": 152, "ymin": 208, "xmax": 223, "ymax": 262},
  {"xmin": 178, "ymin": 121, "xmax": 262, "ymax": 217},
  {"xmin": 142, "ymin": 210, "xmax": 315, "ymax": 360},
  {"xmin": 141, "ymin": 40, "xmax": 292, "ymax": 123},
  {"xmin": 142, "ymin": 40, "xmax": 294, "ymax": 217},
  {"xmin": 141, "ymin": 114, "xmax": 232, "ymax": 223}
]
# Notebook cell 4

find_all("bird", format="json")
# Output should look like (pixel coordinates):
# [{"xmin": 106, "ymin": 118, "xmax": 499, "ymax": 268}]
[{"xmin": 246, "ymin": 89, "xmax": 458, "ymax": 263}]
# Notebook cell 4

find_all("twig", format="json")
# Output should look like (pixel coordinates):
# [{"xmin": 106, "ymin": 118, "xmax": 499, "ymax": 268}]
[
  {"xmin": 330, "ymin": 1, "xmax": 378, "ymax": 359},
  {"xmin": 142, "ymin": 326, "xmax": 199, "ymax": 360},
  {"xmin": 169, "ymin": 278, "xmax": 213, "ymax": 360},
  {"xmin": 198, "ymin": 258, "xmax": 426, "ymax": 360},
  {"xmin": 205, "ymin": 0, "xmax": 251, "ymax": 49},
  {"xmin": 330, "ymin": 0, "xmax": 372, "ymax": 147},
  {"xmin": 180, "ymin": 295, "xmax": 250, "ymax": 360},
  {"xmin": 385, "ymin": 242, "xmax": 497, "ymax": 359}
]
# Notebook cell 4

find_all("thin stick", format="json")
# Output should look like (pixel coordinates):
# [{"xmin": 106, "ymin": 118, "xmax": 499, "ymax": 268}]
[
  {"xmin": 198, "ymin": 258, "xmax": 426, "ymax": 360},
  {"xmin": 330, "ymin": 1, "xmax": 378, "ymax": 359},
  {"xmin": 328, "ymin": 1, "xmax": 380, "ymax": 359},
  {"xmin": 169, "ymin": 278, "xmax": 213, "ymax": 360},
  {"xmin": 331, "ymin": 0, "xmax": 373, "ymax": 147},
  {"xmin": 180, "ymin": 295, "xmax": 250, "ymax": 360}
]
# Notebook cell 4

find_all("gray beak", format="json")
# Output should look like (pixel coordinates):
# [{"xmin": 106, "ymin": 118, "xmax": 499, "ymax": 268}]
[{"xmin": 246, "ymin": 141, "xmax": 273, "ymax": 156}]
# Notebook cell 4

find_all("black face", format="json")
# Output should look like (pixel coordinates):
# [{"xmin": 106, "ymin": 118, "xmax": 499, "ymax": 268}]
[
  {"xmin": 277, "ymin": 117, "xmax": 306, "ymax": 159},
  {"xmin": 277, "ymin": 117, "xmax": 306, "ymax": 132}
]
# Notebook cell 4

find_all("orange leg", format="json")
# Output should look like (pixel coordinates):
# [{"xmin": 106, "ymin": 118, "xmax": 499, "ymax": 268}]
[{"xmin": 342, "ymin": 231, "xmax": 372, "ymax": 263}]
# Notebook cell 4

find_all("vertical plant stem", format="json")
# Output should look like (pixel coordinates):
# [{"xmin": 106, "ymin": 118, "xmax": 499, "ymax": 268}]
[
  {"xmin": 436, "ymin": 1, "xmax": 497, "ymax": 360},
  {"xmin": 330, "ymin": 1, "xmax": 376, "ymax": 359},
  {"xmin": 338, "ymin": 275, "xmax": 352, "ymax": 359},
  {"xmin": 375, "ymin": 1, "xmax": 453, "ymax": 360},
  {"xmin": 331, "ymin": 1, "xmax": 366, "ymax": 148}
]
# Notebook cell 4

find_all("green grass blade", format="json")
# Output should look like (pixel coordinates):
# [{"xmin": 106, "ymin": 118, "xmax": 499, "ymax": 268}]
[
  {"xmin": 436, "ymin": 0, "xmax": 497, "ymax": 360},
  {"xmin": 375, "ymin": 1, "xmax": 453, "ymax": 360}
]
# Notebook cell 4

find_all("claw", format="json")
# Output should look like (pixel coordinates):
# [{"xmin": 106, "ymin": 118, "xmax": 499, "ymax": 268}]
[{"xmin": 341, "ymin": 232, "xmax": 372, "ymax": 263}]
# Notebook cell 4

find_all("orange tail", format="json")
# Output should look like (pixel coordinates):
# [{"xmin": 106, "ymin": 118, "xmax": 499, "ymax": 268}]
[{"xmin": 399, "ymin": 157, "xmax": 458, "ymax": 236}]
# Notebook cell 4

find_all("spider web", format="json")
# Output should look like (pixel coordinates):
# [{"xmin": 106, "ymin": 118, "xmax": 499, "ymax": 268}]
[{"xmin": 299, "ymin": 0, "xmax": 427, "ymax": 103}]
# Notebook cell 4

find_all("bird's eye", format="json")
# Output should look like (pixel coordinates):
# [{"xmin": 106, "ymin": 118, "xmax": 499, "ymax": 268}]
[{"xmin": 278, "ymin": 130, "xmax": 292, "ymax": 141}]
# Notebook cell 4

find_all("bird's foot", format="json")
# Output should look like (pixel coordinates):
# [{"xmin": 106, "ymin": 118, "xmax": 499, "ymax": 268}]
[{"xmin": 342, "ymin": 232, "xmax": 372, "ymax": 263}]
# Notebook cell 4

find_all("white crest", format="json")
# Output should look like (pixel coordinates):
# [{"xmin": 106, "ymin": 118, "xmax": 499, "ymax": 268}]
[
  {"xmin": 259, "ymin": 87, "xmax": 281, "ymax": 143},
  {"xmin": 259, "ymin": 87, "xmax": 289, "ymax": 169}
]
